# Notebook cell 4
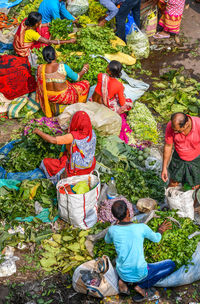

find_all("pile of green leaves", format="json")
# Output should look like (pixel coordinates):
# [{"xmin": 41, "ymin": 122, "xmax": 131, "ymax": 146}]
[
  {"xmin": 0, "ymin": 179, "xmax": 57, "ymax": 222},
  {"xmin": 101, "ymin": 168, "xmax": 165, "ymax": 204},
  {"xmin": 144, "ymin": 210, "xmax": 200, "ymax": 269},
  {"xmin": 127, "ymin": 102, "xmax": 159, "ymax": 144},
  {"xmin": 94, "ymin": 211, "xmax": 200, "ymax": 269},
  {"xmin": 140, "ymin": 71, "xmax": 200, "ymax": 122},
  {"xmin": 3, "ymin": 120, "xmax": 63, "ymax": 172},
  {"xmin": 17, "ymin": 0, "xmax": 43, "ymax": 22},
  {"xmin": 49, "ymin": 19, "xmax": 73, "ymax": 40},
  {"xmin": 8, "ymin": 0, "xmax": 29, "ymax": 18},
  {"xmin": 40, "ymin": 227, "xmax": 92, "ymax": 273}
]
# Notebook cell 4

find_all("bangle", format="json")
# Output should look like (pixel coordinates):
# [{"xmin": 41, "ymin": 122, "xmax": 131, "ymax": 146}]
[{"xmin": 57, "ymin": 40, "xmax": 60, "ymax": 45}]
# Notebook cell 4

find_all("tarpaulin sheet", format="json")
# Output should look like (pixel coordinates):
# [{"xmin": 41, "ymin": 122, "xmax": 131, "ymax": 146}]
[{"xmin": 0, "ymin": 0, "xmax": 22, "ymax": 8}]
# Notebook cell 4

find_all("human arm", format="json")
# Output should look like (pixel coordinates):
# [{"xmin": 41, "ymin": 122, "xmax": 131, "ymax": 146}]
[
  {"xmin": 33, "ymin": 128, "xmax": 74, "ymax": 145},
  {"xmin": 143, "ymin": 224, "xmax": 162, "ymax": 243},
  {"xmin": 64, "ymin": 63, "xmax": 89, "ymax": 81},
  {"xmin": 60, "ymin": 1, "xmax": 75, "ymax": 20},
  {"xmin": 161, "ymin": 143, "xmax": 173, "ymax": 182},
  {"xmin": 38, "ymin": 36, "xmax": 76, "ymax": 45},
  {"xmin": 98, "ymin": 0, "xmax": 119, "ymax": 25}
]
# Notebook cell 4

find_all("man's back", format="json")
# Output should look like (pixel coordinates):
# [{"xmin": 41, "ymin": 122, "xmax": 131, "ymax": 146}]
[
  {"xmin": 105, "ymin": 223, "xmax": 161, "ymax": 282},
  {"xmin": 39, "ymin": 0, "xmax": 60, "ymax": 23}
]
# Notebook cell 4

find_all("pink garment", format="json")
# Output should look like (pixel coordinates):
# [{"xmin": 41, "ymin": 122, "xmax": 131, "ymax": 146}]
[
  {"xmin": 166, "ymin": 0, "xmax": 185, "ymax": 16},
  {"xmin": 119, "ymin": 113, "xmax": 133, "ymax": 144},
  {"xmin": 165, "ymin": 116, "xmax": 200, "ymax": 161}
]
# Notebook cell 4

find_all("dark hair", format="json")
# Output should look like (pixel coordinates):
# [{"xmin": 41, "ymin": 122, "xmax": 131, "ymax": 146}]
[
  {"xmin": 108, "ymin": 60, "xmax": 122, "ymax": 78},
  {"xmin": 42, "ymin": 46, "xmax": 56, "ymax": 64},
  {"xmin": 25, "ymin": 12, "xmax": 42, "ymax": 27},
  {"xmin": 111, "ymin": 200, "xmax": 127, "ymax": 221},
  {"xmin": 171, "ymin": 112, "xmax": 188, "ymax": 128}
]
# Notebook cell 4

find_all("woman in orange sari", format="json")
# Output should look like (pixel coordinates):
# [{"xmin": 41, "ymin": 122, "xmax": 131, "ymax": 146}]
[
  {"xmin": 13, "ymin": 12, "xmax": 76, "ymax": 57},
  {"xmin": 36, "ymin": 46, "xmax": 90, "ymax": 117}
]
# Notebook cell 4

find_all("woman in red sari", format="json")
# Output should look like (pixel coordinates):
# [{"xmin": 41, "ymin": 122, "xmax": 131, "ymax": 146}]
[
  {"xmin": 33, "ymin": 111, "xmax": 96, "ymax": 184},
  {"xmin": 91, "ymin": 60, "xmax": 133, "ymax": 114},
  {"xmin": 13, "ymin": 12, "xmax": 76, "ymax": 57}
]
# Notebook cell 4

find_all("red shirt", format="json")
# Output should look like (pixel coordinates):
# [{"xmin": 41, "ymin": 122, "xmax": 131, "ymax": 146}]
[
  {"xmin": 165, "ymin": 116, "xmax": 200, "ymax": 161},
  {"xmin": 95, "ymin": 73, "xmax": 126, "ymax": 106}
]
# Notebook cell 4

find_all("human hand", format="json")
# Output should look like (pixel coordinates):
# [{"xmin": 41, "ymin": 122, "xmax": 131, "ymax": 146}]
[
  {"xmin": 33, "ymin": 128, "xmax": 40, "ymax": 134},
  {"xmin": 161, "ymin": 167, "xmax": 168, "ymax": 182},
  {"xmin": 98, "ymin": 19, "xmax": 107, "ymax": 27},
  {"xmin": 73, "ymin": 18, "xmax": 79, "ymax": 24},
  {"xmin": 158, "ymin": 220, "xmax": 172, "ymax": 234},
  {"xmin": 82, "ymin": 64, "xmax": 89, "ymax": 73}
]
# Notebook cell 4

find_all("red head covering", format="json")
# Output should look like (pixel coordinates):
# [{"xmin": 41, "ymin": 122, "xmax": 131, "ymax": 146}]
[{"xmin": 69, "ymin": 111, "xmax": 93, "ymax": 142}]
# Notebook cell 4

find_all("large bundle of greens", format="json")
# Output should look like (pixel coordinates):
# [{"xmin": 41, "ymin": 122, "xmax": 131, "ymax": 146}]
[
  {"xmin": 49, "ymin": 19, "xmax": 73, "ymax": 40},
  {"xmin": 17, "ymin": 0, "xmax": 43, "ymax": 22},
  {"xmin": 127, "ymin": 102, "xmax": 159, "ymax": 144},
  {"xmin": 141, "ymin": 72, "xmax": 200, "ymax": 122},
  {"xmin": 94, "ymin": 211, "xmax": 200, "ymax": 269},
  {"xmin": 2, "ymin": 118, "xmax": 63, "ymax": 172},
  {"xmin": 0, "ymin": 179, "xmax": 57, "ymax": 222}
]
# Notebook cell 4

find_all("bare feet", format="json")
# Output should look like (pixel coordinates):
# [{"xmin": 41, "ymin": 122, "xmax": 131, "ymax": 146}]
[
  {"xmin": 134, "ymin": 285, "xmax": 145, "ymax": 297},
  {"xmin": 118, "ymin": 279, "xmax": 130, "ymax": 295},
  {"xmin": 175, "ymin": 35, "xmax": 180, "ymax": 44}
]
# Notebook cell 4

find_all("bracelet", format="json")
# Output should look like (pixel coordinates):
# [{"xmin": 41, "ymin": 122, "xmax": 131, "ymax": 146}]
[{"xmin": 57, "ymin": 40, "xmax": 60, "ymax": 45}]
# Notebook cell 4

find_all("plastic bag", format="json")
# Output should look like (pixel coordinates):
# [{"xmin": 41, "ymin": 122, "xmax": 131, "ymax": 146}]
[
  {"xmin": 145, "ymin": 149, "xmax": 162, "ymax": 174},
  {"xmin": 165, "ymin": 186, "xmax": 195, "ymax": 220},
  {"xmin": 0, "ymin": 0, "xmax": 22, "ymax": 8},
  {"xmin": 125, "ymin": 12, "xmax": 137, "ymax": 36},
  {"xmin": 58, "ymin": 102, "xmax": 122, "ymax": 136},
  {"xmin": 73, "ymin": 181, "xmax": 90, "ymax": 194},
  {"xmin": 127, "ymin": 25, "xmax": 150, "ymax": 59},
  {"xmin": 72, "ymin": 255, "xmax": 119, "ymax": 297},
  {"xmin": 0, "ymin": 93, "xmax": 12, "ymax": 112},
  {"xmin": 142, "ymin": 7, "xmax": 157, "ymax": 37},
  {"xmin": 67, "ymin": 0, "xmax": 88, "ymax": 16},
  {"xmin": 155, "ymin": 242, "xmax": 200, "ymax": 287}
]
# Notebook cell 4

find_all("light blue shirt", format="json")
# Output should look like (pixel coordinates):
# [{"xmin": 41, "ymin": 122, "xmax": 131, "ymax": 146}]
[
  {"xmin": 39, "ymin": 0, "xmax": 75, "ymax": 24},
  {"xmin": 99, "ymin": 0, "xmax": 125, "ymax": 21},
  {"xmin": 105, "ymin": 223, "xmax": 162, "ymax": 282},
  {"xmin": 63, "ymin": 63, "xmax": 78, "ymax": 81}
]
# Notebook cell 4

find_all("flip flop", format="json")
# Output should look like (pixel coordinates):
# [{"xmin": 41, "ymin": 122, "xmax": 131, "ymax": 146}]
[
  {"xmin": 153, "ymin": 33, "xmax": 170, "ymax": 39},
  {"xmin": 133, "ymin": 288, "xmax": 160, "ymax": 303}
]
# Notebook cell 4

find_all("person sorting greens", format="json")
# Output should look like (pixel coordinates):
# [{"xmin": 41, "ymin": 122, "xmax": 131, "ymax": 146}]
[
  {"xmin": 91, "ymin": 60, "xmax": 133, "ymax": 114},
  {"xmin": 105, "ymin": 200, "xmax": 175, "ymax": 302},
  {"xmin": 36, "ymin": 46, "xmax": 90, "ymax": 117},
  {"xmin": 33, "ymin": 111, "xmax": 96, "ymax": 184},
  {"xmin": 13, "ymin": 12, "xmax": 76, "ymax": 57}
]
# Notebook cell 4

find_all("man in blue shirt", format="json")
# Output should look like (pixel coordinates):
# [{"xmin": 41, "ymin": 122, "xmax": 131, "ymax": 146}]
[
  {"xmin": 38, "ymin": 0, "xmax": 76, "ymax": 24},
  {"xmin": 98, "ymin": 0, "xmax": 141, "ymax": 42},
  {"xmin": 105, "ymin": 200, "xmax": 175, "ymax": 302}
]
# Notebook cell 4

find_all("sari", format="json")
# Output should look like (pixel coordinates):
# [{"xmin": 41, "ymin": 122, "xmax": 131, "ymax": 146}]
[
  {"xmin": 100, "ymin": 73, "xmax": 133, "ymax": 113},
  {"xmin": 13, "ymin": 19, "xmax": 34, "ymax": 57},
  {"xmin": 158, "ymin": 0, "xmax": 186, "ymax": 34},
  {"xmin": 36, "ymin": 64, "xmax": 90, "ymax": 118},
  {"xmin": 40, "ymin": 111, "xmax": 96, "ymax": 184}
]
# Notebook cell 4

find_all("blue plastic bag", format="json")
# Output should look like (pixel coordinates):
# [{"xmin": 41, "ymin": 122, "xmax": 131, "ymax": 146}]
[
  {"xmin": 125, "ymin": 12, "xmax": 137, "ymax": 36},
  {"xmin": 0, "ymin": 42, "xmax": 13, "ymax": 53},
  {"xmin": 0, "ymin": 141, "xmax": 46, "ymax": 181},
  {"xmin": 0, "ymin": 0, "xmax": 22, "ymax": 8}
]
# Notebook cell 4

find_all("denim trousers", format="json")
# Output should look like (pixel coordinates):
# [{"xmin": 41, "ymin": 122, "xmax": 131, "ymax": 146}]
[
  {"xmin": 137, "ymin": 260, "xmax": 176, "ymax": 289},
  {"xmin": 116, "ymin": 0, "xmax": 141, "ymax": 42}
]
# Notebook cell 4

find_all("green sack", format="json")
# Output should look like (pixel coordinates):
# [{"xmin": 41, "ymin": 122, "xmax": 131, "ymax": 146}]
[{"xmin": 73, "ymin": 181, "xmax": 89, "ymax": 194}]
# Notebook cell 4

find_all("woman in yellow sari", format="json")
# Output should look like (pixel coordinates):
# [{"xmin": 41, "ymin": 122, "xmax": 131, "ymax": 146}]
[{"xmin": 36, "ymin": 46, "xmax": 90, "ymax": 117}]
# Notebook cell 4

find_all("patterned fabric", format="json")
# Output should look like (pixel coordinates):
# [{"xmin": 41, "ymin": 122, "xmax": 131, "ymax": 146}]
[
  {"xmin": 0, "ymin": 55, "xmax": 36, "ymax": 100},
  {"xmin": 158, "ymin": 0, "xmax": 185, "ymax": 33},
  {"xmin": 168, "ymin": 150, "xmax": 200, "ymax": 187},
  {"xmin": 0, "ymin": 12, "xmax": 18, "ymax": 30},
  {"xmin": 13, "ymin": 19, "xmax": 34, "ymax": 57},
  {"xmin": 31, "ymin": 26, "xmax": 50, "ymax": 50},
  {"xmin": 101, "ymin": 73, "xmax": 133, "ymax": 113},
  {"xmin": 36, "ymin": 64, "xmax": 90, "ymax": 117}
]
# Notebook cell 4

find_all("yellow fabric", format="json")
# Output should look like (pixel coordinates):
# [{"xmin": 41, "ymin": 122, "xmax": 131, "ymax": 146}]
[
  {"xmin": 110, "ymin": 36, "xmax": 126, "ymax": 47},
  {"xmin": 24, "ymin": 29, "xmax": 40, "ymax": 43},
  {"xmin": 41, "ymin": 64, "xmax": 53, "ymax": 118},
  {"xmin": 104, "ymin": 52, "xmax": 136, "ymax": 65}
]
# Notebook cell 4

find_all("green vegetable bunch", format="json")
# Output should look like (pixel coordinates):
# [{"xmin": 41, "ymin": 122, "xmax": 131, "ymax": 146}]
[
  {"xmin": 49, "ymin": 19, "xmax": 73, "ymax": 40},
  {"xmin": 17, "ymin": 0, "xmax": 43, "ymax": 22}
]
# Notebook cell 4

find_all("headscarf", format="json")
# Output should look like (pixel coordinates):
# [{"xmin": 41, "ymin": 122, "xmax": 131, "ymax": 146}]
[{"xmin": 69, "ymin": 111, "xmax": 93, "ymax": 142}]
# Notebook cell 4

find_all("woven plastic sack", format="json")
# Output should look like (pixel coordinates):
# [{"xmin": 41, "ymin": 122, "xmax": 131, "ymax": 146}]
[
  {"xmin": 67, "ymin": 0, "xmax": 88, "ymax": 16},
  {"xmin": 127, "ymin": 25, "xmax": 149, "ymax": 59},
  {"xmin": 58, "ymin": 102, "xmax": 122, "ymax": 136},
  {"xmin": 56, "ymin": 170, "xmax": 100, "ymax": 229},
  {"xmin": 165, "ymin": 186, "xmax": 195, "ymax": 220},
  {"xmin": 72, "ymin": 255, "xmax": 119, "ymax": 297},
  {"xmin": 142, "ymin": 7, "xmax": 157, "ymax": 37}
]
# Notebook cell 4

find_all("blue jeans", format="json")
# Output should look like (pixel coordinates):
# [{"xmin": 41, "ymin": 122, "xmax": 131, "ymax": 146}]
[
  {"xmin": 137, "ymin": 260, "xmax": 176, "ymax": 289},
  {"xmin": 116, "ymin": 0, "xmax": 141, "ymax": 42}
]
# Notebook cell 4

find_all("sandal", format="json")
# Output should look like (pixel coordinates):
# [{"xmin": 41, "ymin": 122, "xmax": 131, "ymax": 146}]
[
  {"xmin": 133, "ymin": 288, "xmax": 160, "ymax": 303},
  {"xmin": 153, "ymin": 33, "xmax": 170, "ymax": 39}
]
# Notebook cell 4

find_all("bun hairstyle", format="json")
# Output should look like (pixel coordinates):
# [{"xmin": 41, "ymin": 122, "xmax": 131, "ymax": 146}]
[
  {"xmin": 25, "ymin": 12, "xmax": 42, "ymax": 27},
  {"xmin": 108, "ymin": 60, "xmax": 122, "ymax": 78},
  {"xmin": 42, "ymin": 46, "xmax": 56, "ymax": 64}
]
